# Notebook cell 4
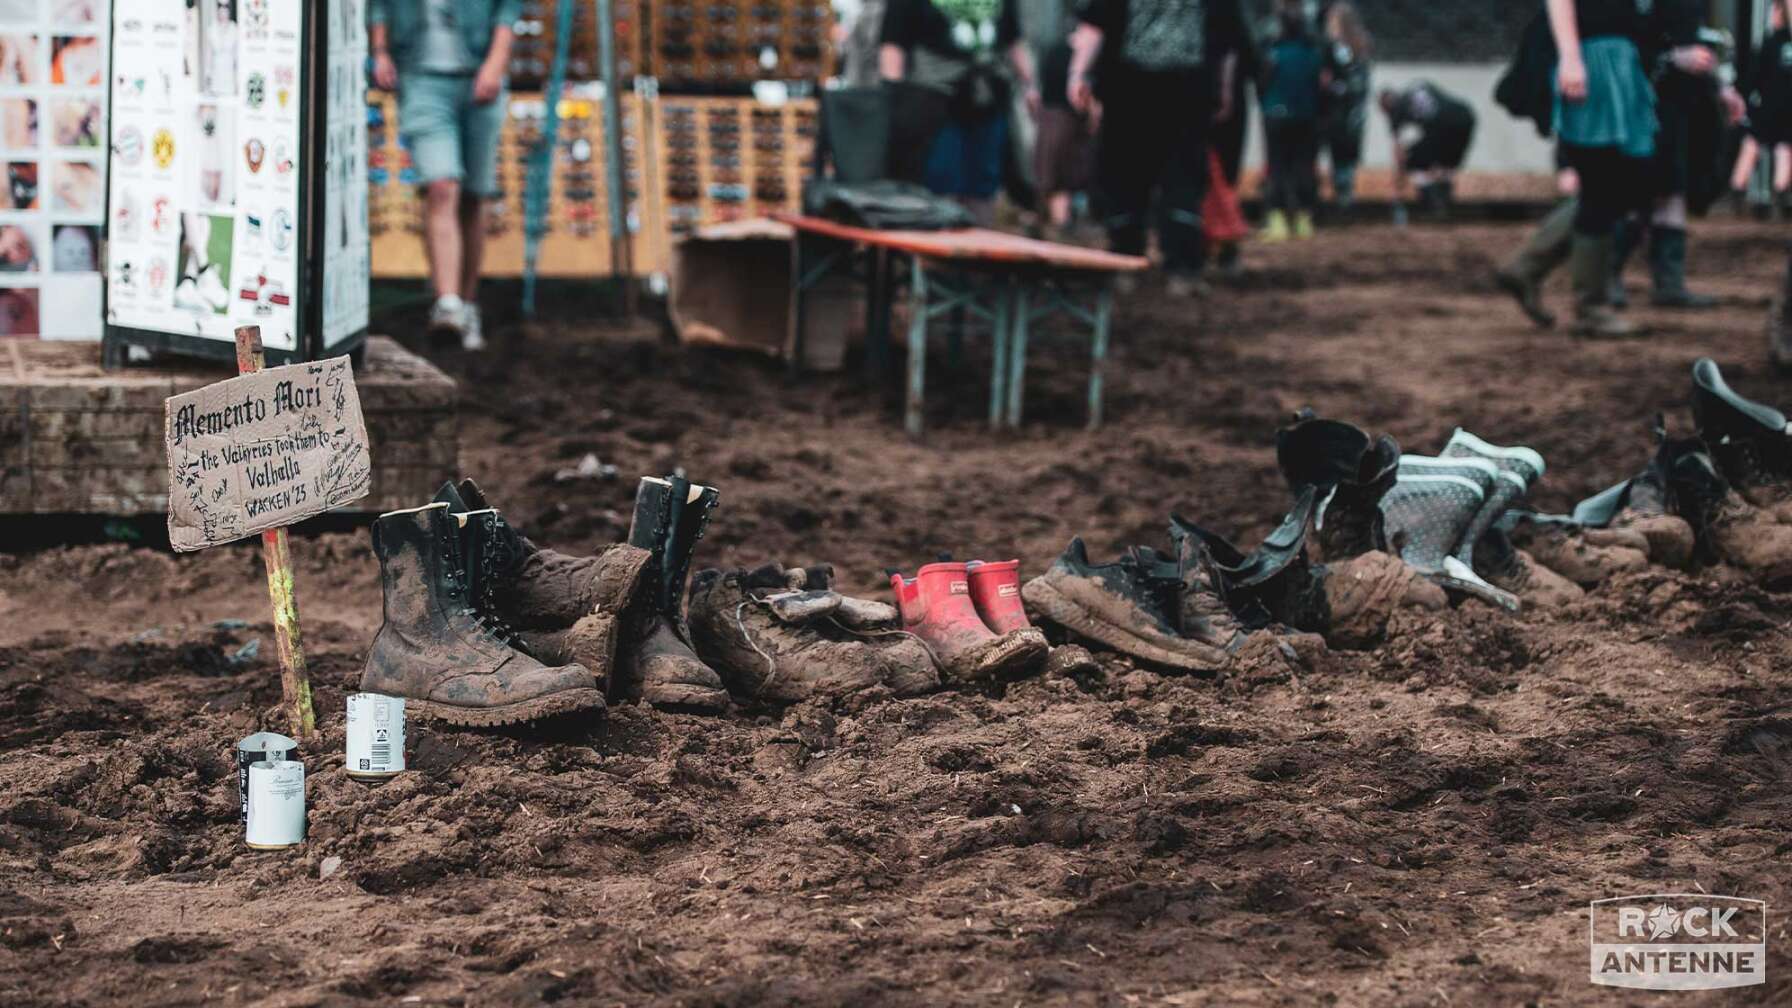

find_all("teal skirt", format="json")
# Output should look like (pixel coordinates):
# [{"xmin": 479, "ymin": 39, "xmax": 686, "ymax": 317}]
[{"xmin": 1553, "ymin": 37, "xmax": 1658, "ymax": 158}]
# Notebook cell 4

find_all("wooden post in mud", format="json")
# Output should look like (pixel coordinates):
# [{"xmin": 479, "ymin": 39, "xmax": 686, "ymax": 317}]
[{"xmin": 233, "ymin": 325, "xmax": 316, "ymax": 741}]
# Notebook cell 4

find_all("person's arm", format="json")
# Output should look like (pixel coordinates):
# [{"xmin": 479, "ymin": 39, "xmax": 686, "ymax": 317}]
[
  {"xmin": 1547, "ymin": 0, "xmax": 1586, "ymax": 103},
  {"xmin": 473, "ymin": 24, "xmax": 514, "ymax": 104},
  {"xmin": 369, "ymin": 21, "xmax": 397, "ymax": 91},
  {"xmin": 1215, "ymin": 50, "xmax": 1237, "ymax": 123},
  {"xmin": 1068, "ymin": 22, "xmax": 1103, "ymax": 113},
  {"xmin": 879, "ymin": 43, "xmax": 905, "ymax": 80},
  {"xmin": 1009, "ymin": 40, "xmax": 1039, "ymax": 116}
]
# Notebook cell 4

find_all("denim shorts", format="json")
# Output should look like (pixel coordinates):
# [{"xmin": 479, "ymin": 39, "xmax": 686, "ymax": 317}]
[{"xmin": 397, "ymin": 72, "xmax": 506, "ymax": 198}]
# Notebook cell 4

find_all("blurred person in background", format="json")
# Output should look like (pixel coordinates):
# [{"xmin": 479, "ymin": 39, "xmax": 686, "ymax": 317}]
[
  {"xmin": 1318, "ymin": 0, "xmax": 1371, "ymax": 211},
  {"xmin": 1257, "ymin": 0, "xmax": 1326, "ymax": 242},
  {"xmin": 371, "ymin": 0, "xmax": 516, "ymax": 351},
  {"xmin": 1379, "ymin": 78, "xmax": 1476, "ymax": 219},
  {"xmin": 1733, "ymin": 0, "xmax": 1792, "ymax": 212},
  {"xmin": 1069, "ymin": 0, "xmax": 1251, "ymax": 296},
  {"xmin": 880, "ymin": 0, "xmax": 1037, "ymax": 223},
  {"xmin": 836, "ymin": 0, "xmax": 889, "ymax": 86},
  {"xmin": 1608, "ymin": 0, "xmax": 1743, "ymax": 311},
  {"xmin": 1033, "ymin": 22, "xmax": 1097, "ymax": 239}
]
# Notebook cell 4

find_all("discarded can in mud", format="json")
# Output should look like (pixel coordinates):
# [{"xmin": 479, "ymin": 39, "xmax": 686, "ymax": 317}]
[
  {"xmin": 236, "ymin": 731, "xmax": 298, "ymax": 825},
  {"xmin": 244, "ymin": 759, "xmax": 306, "ymax": 849},
  {"xmin": 344, "ymin": 693, "xmax": 405, "ymax": 780}
]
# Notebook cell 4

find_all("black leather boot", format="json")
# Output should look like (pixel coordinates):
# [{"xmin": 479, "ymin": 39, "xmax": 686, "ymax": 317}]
[
  {"xmin": 620, "ymin": 476, "xmax": 730, "ymax": 711},
  {"xmin": 360, "ymin": 503, "xmax": 604, "ymax": 726},
  {"xmin": 1691, "ymin": 357, "xmax": 1792, "ymax": 514},
  {"xmin": 1275, "ymin": 411, "xmax": 1401, "ymax": 561}
]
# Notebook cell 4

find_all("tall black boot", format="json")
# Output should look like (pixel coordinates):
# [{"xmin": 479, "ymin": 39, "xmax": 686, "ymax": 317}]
[
  {"xmin": 1608, "ymin": 217, "xmax": 1639, "ymax": 308},
  {"xmin": 620, "ymin": 476, "xmax": 730, "ymax": 711},
  {"xmin": 1571, "ymin": 234, "xmax": 1638, "ymax": 338},
  {"xmin": 1649, "ymin": 226, "xmax": 1719, "ymax": 308},
  {"xmin": 1495, "ymin": 199, "xmax": 1574, "ymax": 329}
]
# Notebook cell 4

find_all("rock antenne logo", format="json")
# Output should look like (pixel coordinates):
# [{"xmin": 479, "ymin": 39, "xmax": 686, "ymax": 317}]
[{"xmin": 1589, "ymin": 894, "xmax": 1767, "ymax": 991}]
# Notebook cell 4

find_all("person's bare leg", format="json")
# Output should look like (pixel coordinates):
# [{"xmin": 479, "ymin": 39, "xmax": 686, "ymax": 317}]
[
  {"xmin": 458, "ymin": 194, "xmax": 484, "ymax": 304},
  {"xmin": 1733, "ymin": 136, "xmax": 1760, "ymax": 192},
  {"xmin": 424, "ymin": 178, "xmax": 463, "ymax": 300},
  {"xmin": 1048, "ymin": 191, "xmax": 1071, "ymax": 228},
  {"xmin": 1776, "ymin": 144, "xmax": 1792, "ymax": 194}
]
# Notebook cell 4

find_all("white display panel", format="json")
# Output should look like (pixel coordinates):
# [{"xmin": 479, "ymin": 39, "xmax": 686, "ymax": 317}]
[
  {"xmin": 0, "ymin": 0, "xmax": 108, "ymax": 340},
  {"xmin": 320, "ymin": 0, "xmax": 367, "ymax": 349},
  {"xmin": 105, "ymin": 0, "xmax": 302, "ymax": 351}
]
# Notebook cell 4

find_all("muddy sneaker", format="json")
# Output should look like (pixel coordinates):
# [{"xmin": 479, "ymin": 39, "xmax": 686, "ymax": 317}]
[
  {"xmin": 1506, "ymin": 514, "xmax": 1650, "ymax": 586},
  {"xmin": 1381, "ymin": 456, "xmax": 1521, "ymax": 610},
  {"xmin": 1568, "ymin": 420, "xmax": 1703, "ymax": 569},
  {"xmin": 892, "ymin": 561, "xmax": 1047, "ymax": 681},
  {"xmin": 1439, "ymin": 428, "xmax": 1545, "ymax": 574},
  {"xmin": 1691, "ymin": 357, "xmax": 1792, "ymax": 522},
  {"xmin": 621, "ymin": 475, "xmax": 731, "ymax": 711},
  {"xmin": 360, "ymin": 503, "xmax": 605, "ymax": 726},
  {"xmin": 688, "ymin": 563, "xmax": 939, "ymax": 704},
  {"xmin": 462, "ymin": 303, "xmax": 486, "ymax": 351},
  {"xmin": 435, "ymin": 480, "xmax": 652, "ymax": 694},
  {"xmin": 1021, "ymin": 539, "xmax": 1229, "ymax": 674},
  {"xmin": 1165, "ymin": 531, "xmax": 1246, "ymax": 652},
  {"xmin": 1276, "ymin": 411, "xmax": 1401, "ymax": 560},
  {"xmin": 428, "ymin": 294, "xmax": 468, "ymax": 343}
]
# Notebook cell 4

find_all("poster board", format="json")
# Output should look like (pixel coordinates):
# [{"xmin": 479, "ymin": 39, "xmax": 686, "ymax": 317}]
[
  {"xmin": 0, "ymin": 0, "xmax": 108, "ymax": 340},
  {"xmin": 102, "ymin": 0, "xmax": 366, "ymax": 365}
]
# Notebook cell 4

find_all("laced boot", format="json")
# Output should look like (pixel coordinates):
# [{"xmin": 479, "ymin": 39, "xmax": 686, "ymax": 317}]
[
  {"xmin": 1275, "ymin": 411, "xmax": 1401, "ymax": 561},
  {"xmin": 360, "ymin": 503, "xmax": 605, "ymax": 725},
  {"xmin": 1021, "ymin": 539, "xmax": 1229, "ymax": 674},
  {"xmin": 892, "ymin": 561, "xmax": 1046, "ymax": 681},
  {"xmin": 1380, "ymin": 456, "xmax": 1520, "ymax": 609},
  {"xmin": 1438, "ymin": 428, "xmax": 1545, "ymax": 576},
  {"xmin": 688, "ymin": 563, "xmax": 938, "ymax": 704},
  {"xmin": 1474, "ymin": 525, "xmax": 1584, "ymax": 607},
  {"xmin": 621, "ymin": 475, "xmax": 730, "ymax": 711},
  {"xmin": 1567, "ymin": 417, "xmax": 1701, "ymax": 569}
]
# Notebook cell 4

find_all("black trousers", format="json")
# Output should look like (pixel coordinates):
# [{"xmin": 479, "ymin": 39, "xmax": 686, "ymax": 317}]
[
  {"xmin": 1096, "ymin": 72, "xmax": 1213, "ymax": 275},
  {"xmin": 1264, "ymin": 117, "xmax": 1320, "ymax": 213},
  {"xmin": 1563, "ymin": 143, "xmax": 1653, "ymax": 236}
]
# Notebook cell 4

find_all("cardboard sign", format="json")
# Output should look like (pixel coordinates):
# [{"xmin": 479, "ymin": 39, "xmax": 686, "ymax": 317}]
[{"xmin": 165, "ymin": 355, "xmax": 370, "ymax": 551}]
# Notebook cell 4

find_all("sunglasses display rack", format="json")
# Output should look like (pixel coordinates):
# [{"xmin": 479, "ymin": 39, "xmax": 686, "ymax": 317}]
[
  {"xmin": 647, "ymin": 94, "xmax": 815, "ymax": 245},
  {"xmin": 510, "ymin": 0, "xmax": 648, "ymax": 91},
  {"xmin": 652, "ymin": 2, "xmax": 833, "ymax": 92},
  {"xmin": 368, "ymin": 89, "xmax": 661, "ymax": 279}
]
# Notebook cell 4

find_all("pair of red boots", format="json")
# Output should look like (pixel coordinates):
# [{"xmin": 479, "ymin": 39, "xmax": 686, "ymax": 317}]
[{"xmin": 889, "ymin": 560, "xmax": 1048, "ymax": 681}]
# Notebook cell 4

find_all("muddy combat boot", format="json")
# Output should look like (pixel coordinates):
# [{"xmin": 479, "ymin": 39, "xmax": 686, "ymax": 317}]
[
  {"xmin": 1380, "ymin": 456, "xmax": 1521, "ymax": 610},
  {"xmin": 1570, "ymin": 234, "xmax": 1638, "ymax": 339},
  {"xmin": 892, "ymin": 561, "xmax": 1046, "ymax": 681},
  {"xmin": 1171, "ymin": 492, "xmax": 1332, "ymax": 633},
  {"xmin": 620, "ymin": 476, "xmax": 730, "ymax": 711},
  {"xmin": 1439, "ymin": 429, "xmax": 1545, "ymax": 575},
  {"xmin": 1276, "ymin": 411, "xmax": 1402, "ymax": 561},
  {"xmin": 1474, "ymin": 525, "xmax": 1585, "ymax": 607},
  {"xmin": 435, "ymin": 481, "xmax": 652, "ymax": 695},
  {"xmin": 1494, "ymin": 200, "xmax": 1574, "ymax": 329},
  {"xmin": 688, "ymin": 563, "xmax": 938, "ymax": 704},
  {"xmin": 1021, "ymin": 539, "xmax": 1229, "ymax": 674},
  {"xmin": 1567, "ymin": 418, "xmax": 1702, "ymax": 569},
  {"xmin": 360, "ymin": 503, "xmax": 605, "ymax": 726},
  {"xmin": 1768, "ymin": 248, "xmax": 1792, "ymax": 374},
  {"xmin": 1648, "ymin": 226, "xmax": 1719, "ymax": 309}
]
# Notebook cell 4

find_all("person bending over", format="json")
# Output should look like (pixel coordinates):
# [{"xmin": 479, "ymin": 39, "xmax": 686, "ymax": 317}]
[{"xmin": 1379, "ymin": 79, "xmax": 1476, "ymax": 218}]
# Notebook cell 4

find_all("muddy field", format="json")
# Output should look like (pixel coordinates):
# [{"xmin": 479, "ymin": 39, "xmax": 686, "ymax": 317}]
[{"xmin": 3, "ymin": 219, "xmax": 1791, "ymax": 1006}]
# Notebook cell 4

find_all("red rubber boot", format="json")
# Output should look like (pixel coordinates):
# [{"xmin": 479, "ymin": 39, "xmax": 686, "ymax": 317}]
[
  {"xmin": 891, "ymin": 561, "xmax": 1046, "ymax": 682},
  {"xmin": 966, "ymin": 559, "xmax": 1032, "ymax": 634}
]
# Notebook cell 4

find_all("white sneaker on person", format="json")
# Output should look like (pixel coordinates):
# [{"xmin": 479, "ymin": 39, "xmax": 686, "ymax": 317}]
[
  {"xmin": 461, "ymin": 303, "xmax": 485, "ymax": 351},
  {"xmin": 427, "ymin": 294, "xmax": 466, "ymax": 342},
  {"xmin": 195, "ymin": 264, "xmax": 230, "ymax": 312}
]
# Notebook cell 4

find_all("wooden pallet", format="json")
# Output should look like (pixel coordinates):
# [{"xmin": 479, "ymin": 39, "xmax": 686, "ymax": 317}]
[{"xmin": 0, "ymin": 337, "xmax": 457, "ymax": 515}]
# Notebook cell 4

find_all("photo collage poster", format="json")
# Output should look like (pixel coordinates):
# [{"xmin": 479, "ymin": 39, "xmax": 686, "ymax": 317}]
[
  {"xmin": 107, "ymin": 0, "xmax": 303, "ymax": 351},
  {"xmin": 0, "ymin": 0, "xmax": 108, "ymax": 339},
  {"xmin": 321, "ymin": 0, "xmax": 367, "ymax": 348}
]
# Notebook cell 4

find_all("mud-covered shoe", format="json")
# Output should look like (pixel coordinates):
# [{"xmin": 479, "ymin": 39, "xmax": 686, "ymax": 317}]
[
  {"xmin": 1475, "ymin": 525, "xmax": 1584, "ymax": 607},
  {"xmin": 1568, "ymin": 420, "xmax": 1704, "ymax": 569},
  {"xmin": 1381, "ymin": 456, "xmax": 1520, "ymax": 610},
  {"xmin": 1276, "ymin": 411, "xmax": 1401, "ymax": 561},
  {"xmin": 688, "ymin": 563, "xmax": 939, "ymax": 704},
  {"xmin": 1166, "ymin": 530, "xmax": 1246, "ymax": 651},
  {"xmin": 360, "ymin": 503, "xmax": 605, "ymax": 726},
  {"xmin": 1171, "ymin": 501, "xmax": 1330, "ymax": 634},
  {"xmin": 1505, "ymin": 515, "xmax": 1649, "ymax": 586},
  {"xmin": 1021, "ymin": 539, "xmax": 1229, "ymax": 674},
  {"xmin": 893, "ymin": 561, "xmax": 1047, "ymax": 681},
  {"xmin": 1318, "ymin": 550, "xmax": 1449, "ymax": 646},
  {"xmin": 621, "ymin": 475, "xmax": 730, "ymax": 711},
  {"xmin": 1439, "ymin": 429, "xmax": 1545, "ymax": 574},
  {"xmin": 1691, "ymin": 357, "xmax": 1792, "ymax": 522}
]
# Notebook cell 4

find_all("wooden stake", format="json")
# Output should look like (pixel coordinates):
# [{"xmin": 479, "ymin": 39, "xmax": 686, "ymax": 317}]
[{"xmin": 233, "ymin": 325, "xmax": 316, "ymax": 741}]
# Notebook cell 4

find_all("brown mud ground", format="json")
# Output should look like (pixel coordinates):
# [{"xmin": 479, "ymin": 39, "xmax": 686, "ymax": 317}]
[{"xmin": 4, "ymin": 220, "xmax": 1792, "ymax": 1006}]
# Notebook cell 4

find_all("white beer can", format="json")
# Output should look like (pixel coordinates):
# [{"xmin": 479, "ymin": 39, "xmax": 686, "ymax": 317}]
[
  {"xmin": 244, "ymin": 759, "xmax": 306, "ymax": 849},
  {"xmin": 345, "ymin": 692, "xmax": 405, "ymax": 780}
]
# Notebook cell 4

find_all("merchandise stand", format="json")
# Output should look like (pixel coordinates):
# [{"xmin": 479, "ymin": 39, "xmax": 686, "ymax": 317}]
[{"xmin": 101, "ymin": 0, "xmax": 368, "ymax": 368}]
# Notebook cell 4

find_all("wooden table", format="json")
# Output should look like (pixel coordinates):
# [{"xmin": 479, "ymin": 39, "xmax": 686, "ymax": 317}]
[{"xmin": 775, "ymin": 214, "xmax": 1148, "ymax": 438}]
